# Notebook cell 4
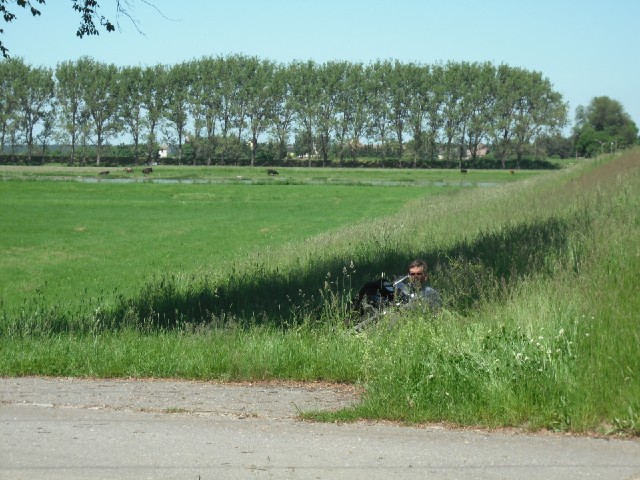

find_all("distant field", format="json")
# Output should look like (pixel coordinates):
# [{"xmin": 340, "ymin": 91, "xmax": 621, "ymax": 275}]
[
  {"xmin": 0, "ymin": 165, "xmax": 532, "ymax": 312},
  {"xmin": 0, "ymin": 164, "xmax": 533, "ymax": 184}
]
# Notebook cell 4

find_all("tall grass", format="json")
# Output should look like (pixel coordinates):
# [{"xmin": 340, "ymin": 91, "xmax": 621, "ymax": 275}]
[
  {"xmin": 0, "ymin": 324, "xmax": 363, "ymax": 381},
  {"xmin": 1, "ymin": 152, "xmax": 638, "ymax": 435},
  {"xmin": 323, "ymin": 151, "xmax": 639, "ymax": 434}
]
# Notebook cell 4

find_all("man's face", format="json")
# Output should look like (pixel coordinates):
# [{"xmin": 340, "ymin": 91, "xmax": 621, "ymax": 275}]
[{"xmin": 409, "ymin": 266, "xmax": 426, "ymax": 285}]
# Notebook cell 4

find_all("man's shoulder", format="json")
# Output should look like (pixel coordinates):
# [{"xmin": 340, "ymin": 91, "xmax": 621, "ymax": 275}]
[{"xmin": 420, "ymin": 286, "xmax": 442, "ymax": 306}]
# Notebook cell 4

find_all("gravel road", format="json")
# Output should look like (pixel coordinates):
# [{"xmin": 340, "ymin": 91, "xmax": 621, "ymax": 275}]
[{"xmin": 2, "ymin": 377, "xmax": 639, "ymax": 480}]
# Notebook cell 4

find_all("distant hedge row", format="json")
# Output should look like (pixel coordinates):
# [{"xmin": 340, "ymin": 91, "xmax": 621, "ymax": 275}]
[{"xmin": 0, "ymin": 154, "xmax": 560, "ymax": 170}]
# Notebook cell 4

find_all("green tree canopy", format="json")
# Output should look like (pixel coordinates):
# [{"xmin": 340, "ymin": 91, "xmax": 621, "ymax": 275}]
[{"xmin": 573, "ymin": 96, "xmax": 639, "ymax": 156}]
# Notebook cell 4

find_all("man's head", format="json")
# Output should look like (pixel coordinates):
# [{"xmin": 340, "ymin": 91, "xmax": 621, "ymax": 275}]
[{"xmin": 408, "ymin": 259, "xmax": 428, "ymax": 285}]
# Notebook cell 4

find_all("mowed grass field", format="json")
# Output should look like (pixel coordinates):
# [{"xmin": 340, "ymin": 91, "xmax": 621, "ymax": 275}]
[{"xmin": 0, "ymin": 165, "xmax": 526, "ymax": 312}]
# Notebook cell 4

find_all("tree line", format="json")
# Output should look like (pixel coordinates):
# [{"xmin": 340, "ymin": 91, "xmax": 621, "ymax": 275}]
[{"xmin": 0, "ymin": 55, "xmax": 572, "ymax": 168}]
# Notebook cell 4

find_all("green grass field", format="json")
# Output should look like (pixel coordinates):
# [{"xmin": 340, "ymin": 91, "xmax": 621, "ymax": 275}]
[{"xmin": 0, "ymin": 156, "xmax": 638, "ymax": 436}]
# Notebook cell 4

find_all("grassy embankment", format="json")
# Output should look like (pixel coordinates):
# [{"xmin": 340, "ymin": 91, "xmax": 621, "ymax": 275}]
[{"xmin": 0, "ymin": 154, "xmax": 637, "ymax": 435}]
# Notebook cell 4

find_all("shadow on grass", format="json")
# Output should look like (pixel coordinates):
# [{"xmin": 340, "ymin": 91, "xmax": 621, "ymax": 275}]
[
  {"xmin": 94, "ymin": 209, "xmax": 589, "ymax": 332},
  {"xmin": 1, "ymin": 210, "xmax": 589, "ymax": 336}
]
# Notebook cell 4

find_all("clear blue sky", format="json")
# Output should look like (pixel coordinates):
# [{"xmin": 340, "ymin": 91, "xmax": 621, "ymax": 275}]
[{"xmin": 4, "ymin": 0, "xmax": 639, "ymax": 132}]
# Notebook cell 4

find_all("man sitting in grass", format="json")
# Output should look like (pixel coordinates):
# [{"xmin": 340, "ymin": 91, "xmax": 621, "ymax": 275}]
[{"xmin": 405, "ymin": 259, "xmax": 442, "ymax": 309}]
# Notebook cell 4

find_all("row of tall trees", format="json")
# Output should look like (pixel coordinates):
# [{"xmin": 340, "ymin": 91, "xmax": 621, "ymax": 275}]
[{"xmin": 0, "ymin": 55, "xmax": 570, "ymax": 167}]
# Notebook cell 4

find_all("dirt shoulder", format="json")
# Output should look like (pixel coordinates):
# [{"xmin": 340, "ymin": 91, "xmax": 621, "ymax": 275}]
[{"xmin": 0, "ymin": 376, "xmax": 360, "ymax": 420}]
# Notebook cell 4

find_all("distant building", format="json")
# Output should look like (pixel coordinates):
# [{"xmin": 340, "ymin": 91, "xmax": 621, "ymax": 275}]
[
  {"xmin": 465, "ymin": 143, "xmax": 489, "ymax": 159},
  {"xmin": 158, "ymin": 144, "xmax": 176, "ymax": 158}
]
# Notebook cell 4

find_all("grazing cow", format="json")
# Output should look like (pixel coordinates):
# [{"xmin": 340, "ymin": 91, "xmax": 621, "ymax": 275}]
[
  {"xmin": 142, "ymin": 167, "xmax": 153, "ymax": 174},
  {"xmin": 123, "ymin": 167, "xmax": 133, "ymax": 173},
  {"xmin": 460, "ymin": 168, "xmax": 468, "ymax": 174},
  {"xmin": 267, "ymin": 169, "xmax": 279, "ymax": 176},
  {"xmin": 99, "ymin": 170, "xmax": 110, "ymax": 175}
]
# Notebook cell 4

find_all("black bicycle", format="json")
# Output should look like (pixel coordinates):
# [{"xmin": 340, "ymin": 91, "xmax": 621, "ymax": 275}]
[{"xmin": 348, "ymin": 275, "xmax": 413, "ymax": 331}]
